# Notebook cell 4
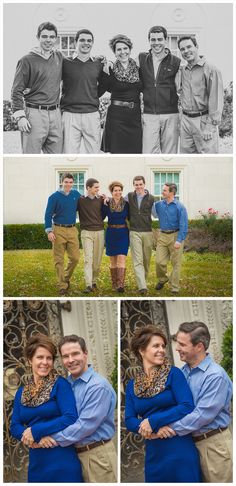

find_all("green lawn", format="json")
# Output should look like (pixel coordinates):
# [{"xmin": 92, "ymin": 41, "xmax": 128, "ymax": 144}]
[{"xmin": 3, "ymin": 249, "xmax": 232, "ymax": 297}]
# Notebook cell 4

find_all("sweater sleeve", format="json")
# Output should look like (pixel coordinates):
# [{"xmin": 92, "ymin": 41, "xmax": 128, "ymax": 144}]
[
  {"xmin": 125, "ymin": 380, "xmax": 142, "ymax": 433},
  {"xmin": 44, "ymin": 193, "xmax": 57, "ymax": 230},
  {"xmin": 11, "ymin": 58, "xmax": 30, "ymax": 112},
  {"xmin": 10, "ymin": 387, "xmax": 26, "ymax": 440},
  {"xmin": 148, "ymin": 368, "xmax": 194, "ymax": 432},
  {"xmin": 31, "ymin": 377, "xmax": 78, "ymax": 442}
]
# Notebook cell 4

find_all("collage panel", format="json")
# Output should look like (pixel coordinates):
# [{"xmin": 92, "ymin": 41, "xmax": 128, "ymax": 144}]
[
  {"xmin": 3, "ymin": 299, "xmax": 118, "ymax": 483},
  {"xmin": 120, "ymin": 299, "xmax": 233, "ymax": 483}
]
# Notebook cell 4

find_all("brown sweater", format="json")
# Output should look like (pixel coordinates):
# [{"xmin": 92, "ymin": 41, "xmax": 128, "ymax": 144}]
[{"xmin": 78, "ymin": 196, "xmax": 104, "ymax": 231}]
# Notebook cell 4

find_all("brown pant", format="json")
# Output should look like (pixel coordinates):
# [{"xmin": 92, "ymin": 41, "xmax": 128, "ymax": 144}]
[
  {"xmin": 195, "ymin": 428, "xmax": 232, "ymax": 482},
  {"xmin": 156, "ymin": 231, "xmax": 184, "ymax": 291},
  {"xmin": 77, "ymin": 440, "xmax": 117, "ymax": 483},
  {"xmin": 53, "ymin": 225, "xmax": 79, "ymax": 290}
]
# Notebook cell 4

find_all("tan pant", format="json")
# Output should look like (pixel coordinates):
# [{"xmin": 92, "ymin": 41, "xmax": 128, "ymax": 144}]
[
  {"xmin": 130, "ymin": 231, "xmax": 153, "ymax": 290},
  {"xmin": 62, "ymin": 111, "xmax": 101, "ymax": 153},
  {"xmin": 53, "ymin": 226, "xmax": 79, "ymax": 290},
  {"xmin": 156, "ymin": 231, "xmax": 184, "ymax": 291},
  {"xmin": 180, "ymin": 113, "xmax": 219, "ymax": 153},
  {"xmin": 81, "ymin": 229, "xmax": 104, "ymax": 287},
  {"xmin": 22, "ymin": 107, "xmax": 63, "ymax": 154},
  {"xmin": 195, "ymin": 428, "xmax": 233, "ymax": 483},
  {"xmin": 77, "ymin": 440, "xmax": 117, "ymax": 483},
  {"xmin": 142, "ymin": 113, "xmax": 179, "ymax": 153}
]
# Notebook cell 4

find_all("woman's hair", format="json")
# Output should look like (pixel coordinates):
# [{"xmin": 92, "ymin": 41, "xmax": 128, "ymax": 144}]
[
  {"xmin": 109, "ymin": 34, "xmax": 133, "ymax": 53},
  {"xmin": 108, "ymin": 181, "xmax": 124, "ymax": 193},
  {"xmin": 131, "ymin": 325, "xmax": 167, "ymax": 362},
  {"xmin": 24, "ymin": 333, "xmax": 57, "ymax": 361}
]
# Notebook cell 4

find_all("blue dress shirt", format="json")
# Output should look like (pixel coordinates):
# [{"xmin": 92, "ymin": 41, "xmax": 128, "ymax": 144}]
[
  {"xmin": 52, "ymin": 366, "xmax": 116, "ymax": 446},
  {"xmin": 152, "ymin": 198, "xmax": 188, "ymax": 242},
  {"xmin": 171, "ymin": 355, "xmax": 232, "ymax": 436}
]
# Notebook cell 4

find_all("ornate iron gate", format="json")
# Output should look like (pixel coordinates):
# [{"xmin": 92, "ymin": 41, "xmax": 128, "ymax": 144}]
[
  {"xmin": 121, "ymin": 300, "xmax": 173, "ymax": 483},
  {"xmin": 3, "ymin": 300, "xmax": 63, "ymax": 483}
]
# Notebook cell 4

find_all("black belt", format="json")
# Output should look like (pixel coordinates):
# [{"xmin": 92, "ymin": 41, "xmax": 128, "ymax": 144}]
[
  {"xmin": 26, "ymin": 102, "xmax": 59, "ymax": 111},
  {"xmin": 183, "ymin": 109, "xmax": 208, "ymax": 118},
  {"xmin": 193, "ymin": 427, "xmax": 228, "ymax": 442},
  {"xmin": 54, "ymin": 223, "xmax": 75, "ymax": 228},
  {"xmin": 160, "ymin": 229, "xmax": 179, "ymax": 234},
  {"xmin": 75, "ymin": 439, "xmax": 111, "ymax": 453},
  {"xmin": 111, "ymin": 100, "xmax": 139, "ymax": 109}
]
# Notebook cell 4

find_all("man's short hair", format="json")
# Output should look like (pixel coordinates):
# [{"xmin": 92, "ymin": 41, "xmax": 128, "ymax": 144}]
[
  {"xmin": 86, "ymin": 178, "xmax": 99, "ymax": 189},
  {"xmin": 133, "ymin": 175, "xmax": 145, "ymax": 185},
  {"xmin": 75, "ymin": 29, "xmax": 94, "ymax": 43},
  {"xmin": 148, "ymin": 26, "xmax": 167, "ymax": 41},
  {"xmin": 37, "ymin": 22, "xmax": 57, "ymax": 38},
  {"xmin": 58, "ymin": 334, "xmax": 88, "ymax": 354},
  {"xmin": 164, "ymin": 182, "xmax": 177, "ymax": 195},
  {"xmin": 178, "ymin": 36, "xmax": 198, "ymax": 49},
  {"xmin": 178, "ymin": 321, "xmax": 211, "ymax": 350},
  {"xmin": 61, "ymin": 172, "xmax": 74, "ymax": 182}
]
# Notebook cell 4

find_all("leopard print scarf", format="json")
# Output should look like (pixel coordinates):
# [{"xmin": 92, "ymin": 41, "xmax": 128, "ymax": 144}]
[
  {"xmin": 134, "ymin": 358, "xmax": 171, "ymax": 397},
  {"xmin": 112, "ymin": 58, "xmax": 139, "ymax": 83},
  {"xmin": 109, "ymin": 197, "xmax": 126, "ymax": 213},
  {"xmin": 21, "ymin": 369, "xmax": 59, "ymax": 406}
]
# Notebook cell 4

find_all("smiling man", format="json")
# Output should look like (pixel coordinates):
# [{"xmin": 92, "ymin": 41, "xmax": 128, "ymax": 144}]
[
  {"xmin": 61, "ymin": 29, "xmax": 105, "ymax": 153},
  {"xmin": 137, "ymin": 25, "xmax": 180, "ymax": 153},
  {"xmin": 178, "ymin": 36, "xmax": 223, "ymax": 153},
  {"xmin": 11, "ymin": 22, "xmax": 63, "ymax": 154}
]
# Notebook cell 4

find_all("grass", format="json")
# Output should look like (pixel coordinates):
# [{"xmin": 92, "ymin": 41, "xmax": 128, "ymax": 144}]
[{"xmin": 3, "ymin": 249, "xmax": 232, "ymax": 297}]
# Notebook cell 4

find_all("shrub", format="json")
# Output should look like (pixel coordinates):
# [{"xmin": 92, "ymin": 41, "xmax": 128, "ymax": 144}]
[
  {"xmin": 220, "ymin": 324, "xmax": 232, "ymax": 380},
  {"xmin": 219, "ymin": 82, "xmax": 233, "ymax": 138},
  {"xmin": 3, "ymin": 100, "xmax": 18, "ymax": 131},
  {"xmin": 110, "ymin": 346, "xmax": 118, "ymax": 395}
]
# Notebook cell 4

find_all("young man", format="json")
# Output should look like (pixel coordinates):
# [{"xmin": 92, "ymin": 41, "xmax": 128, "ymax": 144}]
[
  {"xmin": 61, "ymin": 29, "xmax": 105, "ymax": 153},
  {"xmin": 77, "ymin": 178, "xmax": 104, "ymax": 293},
  {"xmin": 137, "ymin": 26, "xmax": 180, "ymax": 153},
  {"xmin": 178, "ymin": 36, "xmax": 223, "ymax": 153},
  {"xmin": 127, "ymin": 176, "xmax": 154, "ymax": 295},
  {"xmin": 45, "ymin": 173, "xmax": 80, "ymax": 295},
  {"xmin": 36, "ymin": 335, "xmax": 117, "ymax": 483},
  {"xmin": 152, "ymin": 182, "xmax": 188, "ymax": 293},
  {"xmin": 155, "ymin": 322, "xmax": 233, "ymax": 483},
  {"xmin": 11, "ymin": 22, "xmax": 63, "ymax": 154}
]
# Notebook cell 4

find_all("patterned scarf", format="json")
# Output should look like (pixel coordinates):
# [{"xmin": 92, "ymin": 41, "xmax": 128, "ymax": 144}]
[
  {"xmin": 112, "ymin": 58, "xmax": 139, "ymax": 83},
  {"xmin": 21, "ymin": 369, "xmax": 59, "ymax": 407},
  {"xmin": 109, "ymin": 197, "xmax": 126, "ymax": 213},
  {"xmin": 134, "ymin": 357, "xmax": 171, "ymax": 397}
]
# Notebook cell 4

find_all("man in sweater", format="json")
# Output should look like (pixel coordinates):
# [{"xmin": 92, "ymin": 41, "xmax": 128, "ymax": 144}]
[
  {"xmin": 61, "ymin": 29, "xmax": 104, "ymax": 154},
  {"xmin": 127, "ymin": 176, "xmax": 154, "ymax": 295},
  {"xmin": 11, "ymin": 22, "xmax": 63, "ymax": 154},
  {"xmin": 137, "ymin": 25, "xmax": 180, "ymax": 154},
  {"xmin": 152, "ymin": 182, "xmax": 188, "ymax": 293},
  {"xmin": 77, "ymin": 178, "xmax": 104, "ymax": 293},
  {"xmin": 45, "ymin": 172, "xmax": 80, "ymax": 295}
]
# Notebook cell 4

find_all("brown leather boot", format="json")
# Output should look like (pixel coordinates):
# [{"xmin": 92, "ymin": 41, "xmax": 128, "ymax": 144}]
[
  {"xmin": 110, "ymin": 267, "xmax": 117, "ymax": 290},
  {"xmin": 117, "ymin": 268, "xmax": 126, "ymax": 293}
]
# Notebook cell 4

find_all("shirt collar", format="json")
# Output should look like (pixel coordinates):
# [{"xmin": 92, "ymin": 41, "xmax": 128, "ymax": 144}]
[
  {"xmin": 72, "ymin": 52, "xmax": 95, "ymax": 62},
  {"xmin": 58, "ymin": 189, "xmax": 72, "ymax": 196},
  {"xmin": 67, "ymin": 364, "xmax": 94, "ymax": 384},
  {"xmin": 182, "ymin": 354, "xmax": 212, "ymax": 373},
  {"xmin": 185, "ymin": 55, "xmax": 206, "ymax": 70},
  {"xmin": 86, "ymin": 194, "xmax": 100, "ymax": 199},
  {"xmin": 162, "ymin": 197, "xmax": 178, "ymax": 205}
]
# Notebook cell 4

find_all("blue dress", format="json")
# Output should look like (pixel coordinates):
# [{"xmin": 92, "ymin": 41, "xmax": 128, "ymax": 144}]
[
  {"xmin": 10, "ymin": 376, "xmax": 83, "ymax": 483},
  {"xmin": 102, "ymin": 202, "xmax": 129, "ymax": 256},
  {"xmin": 125, "ymin": 366, "xmax": 201, "ymax": 483}
]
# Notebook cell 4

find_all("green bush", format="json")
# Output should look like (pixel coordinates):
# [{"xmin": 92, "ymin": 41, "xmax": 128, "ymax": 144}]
[
  {"xmin": 190, "ymin": 216, "xmax": 232, "ymax": 241},
  {"xmin": 220, "ymin": 324, "xmax": 232, "ymax": 380},
  {"xmin": 219, "ymin": 82, "xmax": 233, "ymax": 138},
  {"xmin": 110, "ymin": 346, "xmax": 118, "ymax": 395}
]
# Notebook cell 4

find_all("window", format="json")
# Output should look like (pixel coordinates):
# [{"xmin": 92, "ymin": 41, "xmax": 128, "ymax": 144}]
[
  {"xmin": 153, "ymin": 172, "xmax": 180, "ymax": 200},
  {"xmin": 58, "ymin": 171, "xmax": 86, "ymax": 194},
  {"xmin": 167, "ymin": 34, "xmax": 195, "ymax": 58},
  {"xmin": 58, "ymin": 34, "xmax": 76, "ymax": 57}
]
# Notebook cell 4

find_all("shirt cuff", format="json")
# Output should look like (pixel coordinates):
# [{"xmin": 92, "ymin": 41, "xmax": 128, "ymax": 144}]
[
  {"xmin": 13, "ymin": 110, "xmax": 26, "ymax": 120},
  {"xmin": 45, "ymin": 228, "xmax": 53, "ymax": 234}
]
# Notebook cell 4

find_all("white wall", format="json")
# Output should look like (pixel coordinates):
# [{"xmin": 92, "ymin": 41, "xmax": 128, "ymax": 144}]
[
  {"xmin": 3, "ymin": 2, "xmax": 233, "ymax": 99},
  {"xmin": 3, "ymin": 156, "xmax": 233, "ymax": 223}
]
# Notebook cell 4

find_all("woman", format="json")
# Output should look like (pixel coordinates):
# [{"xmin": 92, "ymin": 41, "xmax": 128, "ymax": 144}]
[
  {"xmin": 102, "ymin": 181, "xmax": 129, "ymax": 292},
  {"xmin": 10, "ymin": 333, "xmax": 83, "ymax": 483},
  {"xmin": 101, "ymin": 34, "xmax": 142, "ymax": 153},
  {"xmin": 125, "ymin": 326, "xmax": 201, "ymax": 483}
]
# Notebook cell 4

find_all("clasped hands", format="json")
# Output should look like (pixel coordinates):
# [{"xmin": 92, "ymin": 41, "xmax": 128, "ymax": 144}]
[
  {"xmin": 138, "ymin": 419, "xmax": 176, "ymax": 440},
  {"xmin": 21, "ymin": 428, "xmax": 57, "ymax": 448}
]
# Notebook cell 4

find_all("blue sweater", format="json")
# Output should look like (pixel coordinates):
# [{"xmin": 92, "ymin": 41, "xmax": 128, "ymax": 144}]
[{"xmin": 45, "ymin": 190, "xmax": 81, "ymax": 231}]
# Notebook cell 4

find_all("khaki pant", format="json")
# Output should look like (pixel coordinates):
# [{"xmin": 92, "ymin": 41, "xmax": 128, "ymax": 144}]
[
  {"xmin": 130, "ymin": 231, "xmax": 153, "ymax": 290},
  {"xmin": 142, "ymin": 113, "xmax": 179, "ymax": 153},
  {"xmin": 156, "ymin": 231, "xmax": 184, "ymax": 292},
  {"xmin": 195, "ymin": 428, "xmax": 232, "ymax": 483},
  {"xmin": 53, "ymin": 226, "xmax": 80, "ymax": 290},
  {"xmin": 22, "ymin": 107, "xmax": 63, "ymax": 154},
  {"xmin": 62, "ymin": 111, "xmax": 101, "ymax": 153},
  {"xmin": 81, "ymin": 229, "xmax": 104, "ymax": 287},
  {"xmin": 77, "ymin": 440, "xmax": 117, "ymax": 483},
  {"xmin": 180, "ymin": 113, "xmax": 219, "ymax": 153}
]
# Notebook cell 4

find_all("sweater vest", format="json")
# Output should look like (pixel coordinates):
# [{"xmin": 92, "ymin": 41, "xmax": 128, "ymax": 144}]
[
  {"xmin": 139, "ymin": 50, "xmax": 180, "ymax": 114},
  {"xmin": 128, "ymin": 192, "xmax": 154, "ymax": 232},
  {"xmin": 78, "ymin": 196, "xmax": 104, "ymax": 231}
]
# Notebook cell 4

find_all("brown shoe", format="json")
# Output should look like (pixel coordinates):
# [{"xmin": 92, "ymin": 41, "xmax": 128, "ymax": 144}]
[
  {"xmin": 117, "ymin": 268, "xmax": 126, "ymax": 292},
  {"xmin": 110, "ymin": 267, "xmax": 118, "ymax": 291},
  {"xmin": 83, "ymin": 286, "xmax": 93, "ymax": 293},
  {"xmin": 59, "ymin": 288, "xmax": 68, "ymax": 296}
]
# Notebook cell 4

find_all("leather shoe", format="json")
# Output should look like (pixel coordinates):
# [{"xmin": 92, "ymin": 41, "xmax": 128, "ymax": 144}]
[
  {"xmin": 139, "ymin": 288, "xmax": 147, "ymax": 296},
  {"xmin": 83, "ymin": 286, "xmax": 93, "ymax": 293},
  {"xmin": 155, "ymin": 282, "xmax": 165, "ymax": 291},
  {"xmin": 59, "ymin": 288, "xmax": 68, "ymax": 296},
  {"xmin": 92, "ymin": 283, "xmax": 97, "ymax": 290}
]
